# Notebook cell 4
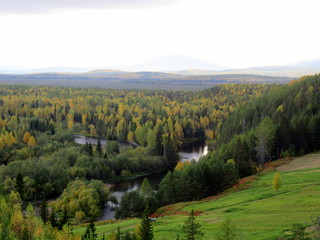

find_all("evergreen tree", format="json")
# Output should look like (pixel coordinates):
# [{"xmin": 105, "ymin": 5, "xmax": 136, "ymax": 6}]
[
  {"xmin": 181, "ymin": 210, "xmax": 203, "ymax": 240},
  {"xmin": 40, "ymin": 198, "xmax": 48, "ymax": 223},
  {"xmin": 88, "ymin": 143, "xmax": 93, "ymax": 156},
  {"xmin": 82, "ymin": 220, "xmax": 97, "ymax": 240},
  {"xmin": 214, "ymin": 218, "xmax": 241, "ymax": 240},
  {"xmin": 164, "ymin": 137, "xmax": 179, "ymax": 170},
  {"xmin": 140, "ymin": 178, "xmax": 153, "ymax": 199},
  {"xmin": 138, "ymin": 208, "xmax": 154, "ymax": 240},
  {"xmin": 96, "ymin": 139, "xmax": 102, "ymax": 156},
  {"xmin": 15, "ymin": 173, "xmax": 24, "ymax": 199},
  {"xmin": 49, "ymin": 210, "xmax": 57, "ymax": 228}
]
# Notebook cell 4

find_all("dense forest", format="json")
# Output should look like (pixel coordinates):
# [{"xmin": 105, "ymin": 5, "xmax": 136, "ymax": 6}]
[
  {"xmin": 152, "ymin": 74, "xmax": 320, "ymax": 210},
  {"xmin": 1, "ymin": 74, "xmax": 320, "ymax": 239},
  {"xmin": 0, "ymin": 83, "xmax": 273, "ymax": 229},
  {"xmin": 0, "ymin": 72, "xmax": 292, "ymax": 90}
]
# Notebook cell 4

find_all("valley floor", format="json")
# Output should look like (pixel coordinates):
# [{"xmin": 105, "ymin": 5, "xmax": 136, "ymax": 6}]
[{"xmin": 74, "ymin": 153, "xmax": 320, "ymax": 240}]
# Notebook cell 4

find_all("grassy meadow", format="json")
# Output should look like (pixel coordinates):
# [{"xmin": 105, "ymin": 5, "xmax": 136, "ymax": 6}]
[{"xmin": 74, "ymin": 154, "xmax": 320, "ymax": 239}]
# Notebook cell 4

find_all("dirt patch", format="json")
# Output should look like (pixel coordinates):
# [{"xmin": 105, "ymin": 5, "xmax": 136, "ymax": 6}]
[{"xmin": 277, "ymin": 152, "xmax": 320, "ymax": 171}]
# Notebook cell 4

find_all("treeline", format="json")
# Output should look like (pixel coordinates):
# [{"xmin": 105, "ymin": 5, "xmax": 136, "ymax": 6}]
[{"xmin": 218, "ymin": 74, "xmax": 320, "ymax": 168}]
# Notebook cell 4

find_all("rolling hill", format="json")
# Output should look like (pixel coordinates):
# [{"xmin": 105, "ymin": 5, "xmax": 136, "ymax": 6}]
[
  {"xmin": 74, "ymin": 153, "xmax": 320, "ymax": 239},
  {"xmin": 0, "ymin": 71, "xmax": 293, "ymax": 90}
]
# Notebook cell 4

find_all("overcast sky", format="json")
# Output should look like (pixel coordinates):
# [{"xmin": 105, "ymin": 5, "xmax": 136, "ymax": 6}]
[{"xmin": 0, "ymin": 0, "xmax": 320, "ymax": 69}]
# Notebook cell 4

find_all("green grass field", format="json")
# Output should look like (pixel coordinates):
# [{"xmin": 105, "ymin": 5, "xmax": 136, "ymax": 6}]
[{"xmin": 74, "ymin": 154, "xmax": 320, "ymax": 239}]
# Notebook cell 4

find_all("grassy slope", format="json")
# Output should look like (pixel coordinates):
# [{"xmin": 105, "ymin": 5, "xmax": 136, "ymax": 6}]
[{"xmin": 74, "ymin": 154, "xmax": 320, "ymax": 240}]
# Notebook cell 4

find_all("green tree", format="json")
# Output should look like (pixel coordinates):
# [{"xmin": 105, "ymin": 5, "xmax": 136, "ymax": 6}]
[
  {"xmin": 214, "ymin": 218, "xmax": 242, "ymax": 240},
  {"xmin": 138, "ymin": 208, "xmax": 154, "ymax": 240},
  {"xmin": 96, "ymin": 139, "xmax": 103, "ymax": 156},
  {"xmin": 82, "ymin": 220, "xmax": 97, "ymax": 240},
  {"xmin": 140, "ymin": 178, "xmax": 153, "ymax": 199},
  {"xmin": 15, "ymin": 173, "xmax": 24, "ymax": 199},
  {"xmin": 40, "ymin": 198, "xmax": 48, "ymax": 223},
  {"xmin": 181, "ymin": 210, "xmax": 203, "ymax": 240},
  {"xmin": 164, "ymin": 137, "xmax": 179, "ymax": 170},
  {"xmin": 254, "ymin": 117, "xmax": 276, "ymax": 165},
  {"xmin": 115, "ymin": 191, "xmax": 145, "ymax": 219}
]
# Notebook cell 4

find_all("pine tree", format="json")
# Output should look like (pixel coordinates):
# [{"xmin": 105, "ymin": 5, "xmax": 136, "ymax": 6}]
[
  {"xmin": 96, "ymin": 139, "xmax": 102, "ymax": 156},
  {"xmin": 138, "ymin": 208, "xmax": 154, "ymax": 240},
  {"xmin": 88, "ymin": 143, "xmax": 93, "ymax": 156},
  {"xmin": 140, "ymin": 178, "xmax": 153, "ymax": 199},
  {"xmin": 40, "ymin": 198, "xmax": 48, "ymax": 223},
  {"xmin": 49, "ymin": 210, "xmax": 57, "ymax": 228},
  {"xmin": 182, "ymin": 210, "xmax": 203, "ymax": 240},
  {"xmin": 82, "ymin": 220, "xmax": 97, "ymax": 240},
  {"xmin": 15, "ymin": 173, "xmax": 24, "ymax": 199},
  {"xmin": 164, "ymin": 137, "xmax": 179, "ymax": 170}
]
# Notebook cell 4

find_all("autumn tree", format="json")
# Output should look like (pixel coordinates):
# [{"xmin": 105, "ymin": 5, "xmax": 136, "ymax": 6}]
[
  {"xmin": 23, "ymin": 132, "xmax": 31, "ymax": 144},
  {"xmin": 273, "ymin": 171, "xmax": 282, "ymax": 191},
  {"xmin": 27, "ymin": 136, "xmax": 37, "ymax": 148}
]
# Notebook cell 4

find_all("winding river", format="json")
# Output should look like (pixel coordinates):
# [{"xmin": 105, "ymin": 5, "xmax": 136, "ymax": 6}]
[{"xmin": 74, "ymin": 135, "xmax": 208, "ymax": 220}]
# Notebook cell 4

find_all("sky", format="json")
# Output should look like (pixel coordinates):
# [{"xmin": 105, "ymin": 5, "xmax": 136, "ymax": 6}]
[{"xmin": 0, "ymin": 0, "xmax": 320, "ymax": 70}]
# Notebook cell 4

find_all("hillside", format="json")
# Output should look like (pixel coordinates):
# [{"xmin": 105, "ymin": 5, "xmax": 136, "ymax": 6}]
[{"xmin": 74, "ymin": 153, "xmax": 320, "ymax": 239}]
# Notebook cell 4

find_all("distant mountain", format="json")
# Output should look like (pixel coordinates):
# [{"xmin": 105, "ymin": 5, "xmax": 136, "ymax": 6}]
[
  {"xmin": 215, "ymin": 65, "xmax": 320, "ymax": 78},
  {"xmin": 291, "ymin": 59, "xmax": 320, "ymax": 67},
  {"xmin": 125, "ymin": 54, "xmax": 226, "ymax": 72}
]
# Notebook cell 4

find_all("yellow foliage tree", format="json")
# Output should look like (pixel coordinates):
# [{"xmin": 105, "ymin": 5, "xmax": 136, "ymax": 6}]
[
  {"xmin": 205, "ymin": 129, "xmax": 215, "ymax": 139},
  {"xmin": 23, "ymin": 132, "xmax": 31, "ymax": 144},
  {"xmin": 273, "ymin": 172, "xmax": 282, "ymax": 191},
  {"xmin": 68, "ymin": 120, "xmax": 74, "ymax": 130},
  {"xmin": 175, "ymin": 161, "xmax": 184, "ymax": 170},
  {"xmin": 27, "ymin": 136, "xmax": 37, "ymax": 148}
]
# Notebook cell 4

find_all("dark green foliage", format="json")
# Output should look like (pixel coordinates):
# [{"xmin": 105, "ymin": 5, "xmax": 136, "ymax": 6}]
[
  {"xmin": 181, "ymin": 210, "xmax": 203, "ymax": 240},
  {"xmin": 59, "ymin": 205, "xmax": 69, "ymax": 229},
  {"xmin": 138, "ymin": 208, "xmax": 154, "ymax": 240},
  {"xmin": 164, "ymin": 137, "xmax": 179, "ymax": 170},
  {"xmin": 115, "ymin": 191, "xmax": 145, "ymax": 219},
  {"xmin": 106, "ymin": 141, "xmax": 120, "ymax": 155},
  {"xmin": 40, "ymin": 198, "xmax": 48, "ymax": 223},
  {"xmin": 96, "ymin": 139, "xmax": 102, "ymax": 156},
  {"xmin": 219, "ymin": 74, "xmax": 320, "ymax": 162},
  {"xmin": 157, "ymin": 158, "xmax": 238, "ymax": 206},
  {"xmin": 49, "ymin": 210, "xmax": 57, "ymax": 228},
  {"xmin": 88, "ymin": 143, "xmax": 93, "ymax": 156},
  {"xmin": 285, "ymin": 223, "xmax": 311, "ymax": 240},
  {"xmin": 15, "ymin": 173, "xmax": 24, "ymax": 199},
  {"xmin": 82, "ymin": 220, "xmax": 97, "ymax": 240}
]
